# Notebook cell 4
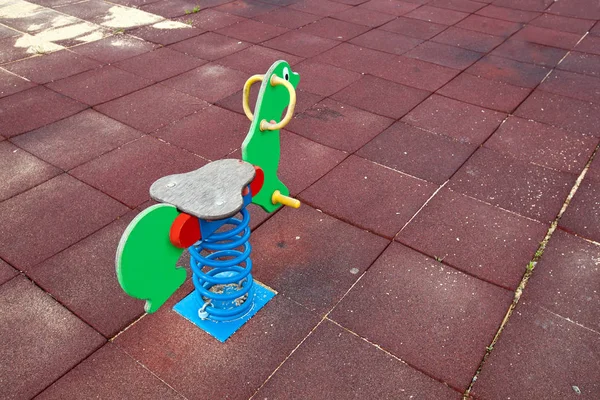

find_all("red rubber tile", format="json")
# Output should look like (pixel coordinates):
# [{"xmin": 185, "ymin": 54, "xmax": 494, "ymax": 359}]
[
  {"xmin": 251, "ymin": 205, "xmax": 388, "ymax": 313},
  {"xmin": 560, "ymin": 178, "xmax": 600, "ymax": 242},
  {"xmin": 216, "ymin": 19, "xmax": 289, "ymax": 43},
  {"xmin": 350, "ymin": 29, "xmax": 423, "ymax": 55},
  {"xmin": 160, "ymin": 63, "xmax": 247, "ymax": 103},
  {"xmin": 357, "ymin": 121, "xmax": 477, "ymax": 184},
  {"xmin": 0, "ymin": 141, "xmax": 60, "ymax": 201},
  {"xmin": 55, "ymin": 0, "xmax": 111, "ymax": 21},
  {"xmin": 402, "ymin": 94, "xmax": 506, "ymax": 144},
  {"xmin": 70, "ymin": 136, "xmax": 206, "ymax": 208},
  {"xmin": 114, "ymin": 289, "xmax": 320, "ymax": 399},
  {"xmin": 492, "ymin": 38, "xmax": 568, "ymax": 67},
  {"xmin": 292, "ymin": 59, "xmax": 362, "ymax": 96},
  {"xmin": 215, "ymin": 0, "xmax": 280, "ymax": 17},
  {"xmin": 300, "ymin": 155, "xmax": 437, "ymax": 238},
  {"xmin": 0, "ymin": 24, "xmax": 19, "ymax": 39},
  {"xmin": 405, "ymin": 5, "xmax": 469, "ymax": 25},
  {"xmin": 28, "ymin": 213, "xmax": 145, "ymax": 338},
  {"xmin": 375, "ymin": 55, "xmax": 460, "ymax": 91},
  {"xmin": 546, "ymin": 0, "xmax": 600, "ymax": 20},
  {"xmin": 114, "ymin": 48, "xmax": 206, "ymax": 82},
  {"xmin": 585, "ymin": 152, "xmax": 600, "ymax": 182},
  {"xmin": 466, "ymin": 54, "xmax": 550, "ymax": 88},
  {"xmin": 331, "ymin": 75, "xmax": 430, "ymax": 119},
  {"xmin": 0, "ymin": 276, "xmax": 105, "ymax": 400},
  {"xmin": 513, "ymin": 25, "xmax": 583, "ymax": 50},
  {"xmin": 256, "ymin": 320, "xmax": 462, "ymax": 398},
  {"xmin": 168, "ymin": 32, "xmax": 250, "ymax": 61},
  {"xmin": 557, "ymin": 51, "xmax": 600, "ymax": 78},
  {"xmin": 456, "ymin": 14, "xmax": 523, "ymax": 38},
  {"xmin": 431, "ymin": 27, "xmax": 504, "ymax": 53},
  {"xmin": 3, "ymin": 50, "xmax": 101, "ymax": 84},
  {"xmin": 141, "ymin": 0, "xmax": 232, "ymax": 18},
  {"xmin": 530, "ymin": 13, "xmax": 595, "ymax": 35},
  {"xmin": 492, "ymin": 0, "xmax": 552, "ymax": 12},
  {"xmin": 381, "ymin": 16, "xmax": 447, "ymax": 39},
  {"xmin": 515, "ymin": 91, "xmax": 600, "ymax": 137},
  {"xmin": 591, "ymin": 21, "xmax": 600, "ymax": 36},
  {"xmin": 331, "ymin": 0, "xmax": 371, "ymax": 5},
  {"xmin": 0, "ymin": 35, "xmax": 45, "ymax": 64},
  {"xmin": 289, "ymin": 0, "xmax": 353, "ymax": 16},
  {"xmin": 36, "ymin": 343, "xmax": 181, "ymax": 399},
  {"xmin": 540, "ymin": 69, "xmax": 600, "ymax": 104},
  {"xmin": 286, "ymin": 98, "xmax": 393, "ymax": 152},
  {"xmin": 216, "ymin": 45, "xmax": 303, "ymax": 74},
  {"xmin": 472, "ymin": 303, "xmax": 600, "ymax": 399},
  {"xmin": 254, "ymin": 7, "xmax": 321, "ymax": 29},
  {"xmin": 47, "ymin": 66, "xmax": 152, "ymax": 106},
  {"xmin": 485, "ymin": 116, "xmax": 597, "ymax": 174},
  {"xmin": 0, "ymin": 86, "xmax": 87, "ymax": 138},
  {"xmin": 357, "ymin": 0, "xmax": 420, "ymax": 16},
  {"xmin": 330, "ymin": 243, "xmax": 513, "ymax": 390},
  {"xmin": 94, "ymin": 84, "xmax": 208, "ymax": 133},
  {"xmin": 450, "ymin": 147, "xmax": 576, "ymax": 222},
  {"xmin": 0, "ymin": 259, "xmax": 17, "ymax": 286},
  {"xmin": 575, "ymin": 35, "xmax": 600, "ymax": 56},
  {"xmin": 314, "ymin": 42, "xmax": 397, "ymax": 74},
  {"xmin": 429, "ymin": 0, "xmax": 485, "ymax": 12},
  {"xmin": 0, "ymin": 174, "xmax": 128, "ymax": 269},
  {"xmin": 397, "ymin": 188, "xmax": 548, "ymax": 289},
  {"xmin": 0, "ymin": 68, "xmax": 36, "ymax": 99},
  {"xmin": 405, "ymin": 41, "xmax": 483, "ymax": 70},
  {"xmin": 127, "ymin": 24, "xmax": 205, "ymax": 46},
  {"xmin": 153, "ymin": 105, "xmax": 249, "ymax": 160},
  {"xmin": 438, "ymin": 73, "xmax": 531, "ymax": 113},
  {"xmin": 71, "ymin": 36, "xmax": 156, "ymax": 64},
  {"xmin": 174, "ymin": 9, "xmax": 244, "ymax": 30},
  {"xmin": 263, "ymin": 30, "xmax": 339, "ymax": 57},
  {"xmin": 331, "ymin": 6, "xmax": 396, "ymax": 27},
  {"xmin": 298, "ymin": 17, "xmax": 370, "ymax": 40},
  {"xmin": 475, "ymin": 4, "xmax": 540, "ymax": 22}
]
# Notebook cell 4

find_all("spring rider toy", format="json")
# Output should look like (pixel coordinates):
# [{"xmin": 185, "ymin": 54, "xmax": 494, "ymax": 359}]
[{"xmin": 115, "ymin": 61, "xmax": 300, "ymax": 342}]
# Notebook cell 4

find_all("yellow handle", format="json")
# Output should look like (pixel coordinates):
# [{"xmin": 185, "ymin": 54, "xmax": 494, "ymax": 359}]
[
  {"xmin": 242, "ymin": 74, "xmax": 264, "ymax": 122},
  {"xmin": 260, "ymin": 75, "xmax": 296, "ymax": 131},
  {"xmin": 272, "ymin": 190, "xmax": 300, "ymax": 209}
]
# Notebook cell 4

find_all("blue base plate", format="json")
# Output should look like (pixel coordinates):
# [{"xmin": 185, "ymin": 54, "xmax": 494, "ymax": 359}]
[{"xmin": 173, "ymin": 281, "xmax": 277, "ymax": 342}]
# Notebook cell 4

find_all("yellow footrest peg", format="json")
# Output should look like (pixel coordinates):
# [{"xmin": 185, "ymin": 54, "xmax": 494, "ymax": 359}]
[{"xmin": 272, "ymin": 190, "xmax": 301, "ymax": 209}]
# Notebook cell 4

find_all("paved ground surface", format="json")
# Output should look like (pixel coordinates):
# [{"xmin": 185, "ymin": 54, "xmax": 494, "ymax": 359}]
[{"xmin": 1, "ymin": 0, "xmax": 599, "ymax": 398}]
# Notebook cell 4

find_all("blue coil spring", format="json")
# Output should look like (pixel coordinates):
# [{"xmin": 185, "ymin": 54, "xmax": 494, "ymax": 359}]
[{"xmin": 187, "ymin": 207, "xmax": 254, "ymax": 321}]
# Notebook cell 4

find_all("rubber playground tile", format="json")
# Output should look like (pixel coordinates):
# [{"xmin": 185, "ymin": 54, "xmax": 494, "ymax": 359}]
[
  {"xmin": 0, "ymin": 35, "xmax": 60, "ymax": 64},
  {"xmin": 405, "ymin": 5, "xmax": 469, "ymax": 25},
  {"xmin": 300, "ymin": 155, "xmax": 437, "ymax": 238},
  {"xmin": 404, "ymin": 41, "xmax": 483, "ymax": 70},
  {"xmin": 114, "ymin": 47, "xmax": 206, "ymax": 82},
  {"xmin": 216, "ymin": 0, "xmax": 282, "ymax": 17},
  {"xmin": 254, "ymin": 7, "xmax": 322, "ymax": 29},
  {"xmin": 349, "ymin": 29, "xmax": 423, "ymax": 55},
  {"xmin": 0, "ymin": 258, "xmax": 17, "ymax": 286},
  {"xmin": 431, "ymin": 27, "xmax": 504, "ymax": 53},
  {"xmin": 0, "ymin": 141, "xmax": 61, "ymax": 201},
  {"xmin": 113, "ymin": 289, "xmax": 320, "ymax": 399},
  {"xmin": 28, "ymin": 213, "xmax": 147, "ymax": 338},
  {"xmin": 330, "ymin": 243, "xmax": 513, "ymax": 391},
  {"xmin": 529, "ymin": 13, "xmax": 595, "ymax": 35},
  {"xmin": 94, "ymin": 84, "xmax": 208, "ymax": 133},
  {"xmin": 515, "ymin": 91, "xmax": 600, "ymax": 137},
  {"xmin": 70, "ymin": 136, "xmax": 206, "ymax": 208},
  {"xmin": 585, "ymin": 152, "xmax": 600, "ymax": 183},
  {"xmin": 36, "ymin": 343, "xmax": 182, "ymax": 399},
  {"xmin": 373, "ymin": 56, "xmax": 460, "ymax": 92},
  {"xmin": 0, "ymin": 24, "xmax": 19, "ymax": 39},
  {"xmin": 429, "ymin": 0, "xmax": 485, "ymax": 13},
  {"xmin": 484, "ymin": 116, "xmax": 597, "ymax": 174},
  {"xmin": 153, "ymin": 105, "xmax": 249, "ymax": 161},
  {"xmin": 168, "ymin": 32, "xmax": 250, "ymax": 61},
  {"xmin": 471, "ymin": 302, "xmax": 600, "ymax": 399},
  {"xmin": 298, "ymin": 17, "xmax": 370, "ymax": 41},
  {"xmin": 401, "ymin": 94, "xmax": 506, "ymax": 145},
  {"xmin": 546, "ymin": 0, "xmax": 600, "ymax": 20},
  {"xmin": 557, "ymin": 51, "xmax": 600, "ymax": 78},
  {"xmin": 314, "ymin": 42, "xmax": 397, "ymax": 74},
  {"xmin": 380, "ymin": 16, "xmax": 447, "ymax": 40},
  {"xmin": 70, "ymin": 35, "xmax": 156, "ymax": 64},
  {"xmin": 559, "ymin": 179, "xmax": 600, "ymax": 243},
  {"xmin": 357, "ymin": 0, "xmax": 420, "ymax": 16},
  {"xmin": 127, "ymin": 23, "xmax": 206, "ymax": 46},
  {"xmin": 55, "ymin": 0, "xmax": 113, "ymax": 21},
  {"xmin": 592, "ymin": 21, "xmax": 600, "ymax": 36},
  {"xmin": 397, "ymin": 188, "xmax": 547, "ymax": 289},
  {"xmin": 289, "ymin": 0, "xmax": 353, "ymax": 16},
  {"xmin": 47, "ymin": 66, "xmax": 152, "ymax": 106},
  {"xmin": 491, "ymin": 39, "xmax": 567, "ymax": 67},
  {"xmin": 174, "ymin": 9, "xmax": 243, "ymax": 30},
  {"xmin": 513, "ymin": 25, "xmax": 582, "ymax": 50},
  {"xmin": 456, "ymin": 14, "xmax": 523, "ymax": 38},
  {"xmin": 492, "ymin": 0, "xmax": 553, "ymax": 12},
  {"xmin": 256, "ymin": 320, "xmax": 462, "ymax": 399},
  {"xmin": 575, "ymin": 35, "xmax": 600, "ymax": 56},
  {"xmin": 450, "ymin": 147, "xmax": 576, "ymax": 222},
  {"xmin": 263, "ymin": 30, "xmax": 339, "ymax": 58},
  {"xmin": 215, "ymin": 45, "xmax": 303, "ymax": 75},
  {"xmin": 357, "ymin": 121, "xmax": 477, "ymax": 184},
  {"xmin": 286, "ymin": 59, "xmax": 361, "ymax": 97},
  {"xmin": 475, "ymin": 4, "xmax": 540, "ymax": 23},
  {"xmin": 331, "ymin": 75, "xmax": 430, "ymax": 119},
  {"xmin": 0, "ymin": 276, "xmax": 105, "ymax": 400},
  {"xmin": 330, "ymin": 6, "xmax": 396, "ymax": 27},
  {"xmin": 140, "ymin": 0, "xmax": 232, "ymax": 18},
  {"xmin": 215, "ymin": 19, "xmax": 289, "ymax": 43},
  {"xmin": 286, "ymin": 98, "xmax": 394, "ymax": 152},
  {"xmin": 0, "ymin": 86, "xmax": 87, "ymax": 138},
  {"xmin": 539, "ymin": 69, "xmax": 600, "ymax": 104},
  {"xmin": 467, "ymin": 54, "xmax": 550, "ymax": 88},
  {"xmin": 251, "ymin": 205, "xmax": 388, "ymax": 314},
  {"xmin": 0, "ymin": 68, "xmax": 36, "ymax": 99},
  {"xmin": 160, "ymin": 63, "xmax": 248, "ymax": 104}
]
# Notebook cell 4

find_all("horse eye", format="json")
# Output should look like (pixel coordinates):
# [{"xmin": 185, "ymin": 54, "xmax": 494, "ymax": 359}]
[{"xmin": 283, "ymin": 67, "xmax": 290, "ymax": 81}]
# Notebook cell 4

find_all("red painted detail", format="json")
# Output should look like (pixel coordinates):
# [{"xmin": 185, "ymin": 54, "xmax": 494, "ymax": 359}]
[
  {"xmin": 250, "ymin": 166, "xmax": 264, "ymax": 196},
  {"xmin": 170, "ymin": 213, "xmax": 201, "ymax": 248}
]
